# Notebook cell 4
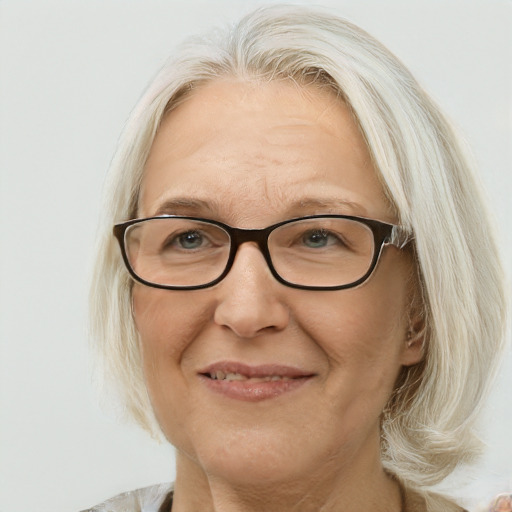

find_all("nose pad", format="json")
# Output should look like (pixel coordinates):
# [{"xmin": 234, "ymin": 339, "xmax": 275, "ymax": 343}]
[{"xmin": 213, "ymin": 243, "xmax": 290, "ymax": 338}]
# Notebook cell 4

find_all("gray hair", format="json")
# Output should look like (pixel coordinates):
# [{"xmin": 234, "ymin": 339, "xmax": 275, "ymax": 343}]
[{"xmin": 90, "ymin": 4, "xmax": 507, "ymax": 492}]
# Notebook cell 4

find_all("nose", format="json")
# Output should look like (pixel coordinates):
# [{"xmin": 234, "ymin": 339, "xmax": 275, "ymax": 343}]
[{"xmin": 213, "ymin": 242, "xmax": 290, "ymax": 338}]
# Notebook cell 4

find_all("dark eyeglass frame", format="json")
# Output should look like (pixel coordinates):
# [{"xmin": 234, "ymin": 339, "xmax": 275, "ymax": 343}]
[{"xmin": 113, "ymin": 214, "xmax": 412, "ymax": 291}]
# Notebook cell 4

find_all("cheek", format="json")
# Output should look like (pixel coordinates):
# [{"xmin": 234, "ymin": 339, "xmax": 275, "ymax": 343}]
[
  {"xmin": 132, "ymin": 286, "xmax": 214, "ymax": 444},
  {"xmin": 133, "ymin": 286, "xmax": 212, "ymax": 360},
  {"xmin": 132, "ymin": 287, "xmax": 207, "ymax": 406},
  {"xmin": 295, "ymin": 253, "xmax": 411, "ymax": 372}
]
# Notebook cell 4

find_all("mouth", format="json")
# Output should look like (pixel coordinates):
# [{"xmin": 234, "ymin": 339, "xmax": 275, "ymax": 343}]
[
  {"xmin": 198, "ymin": 362, "xmax": 315, "ymax": 401},
  {"xmin": 207, "ymin": 371, "xmax": 295, "ymax": 382}
]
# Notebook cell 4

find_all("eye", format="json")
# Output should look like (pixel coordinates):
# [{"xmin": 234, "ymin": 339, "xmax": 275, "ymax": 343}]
[
  {"xmin": 302, "ymin": 229, "xmax": 340, "ymax": 248},
  {"xmin": 169, "ymin": 230, "xmax": 207, "ymax": 250}
]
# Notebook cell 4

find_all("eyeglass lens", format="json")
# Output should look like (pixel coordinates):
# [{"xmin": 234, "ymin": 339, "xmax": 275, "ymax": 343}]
[{"xmin": 124, "ymin": 217, "xmax": 375, "ymax": 288}]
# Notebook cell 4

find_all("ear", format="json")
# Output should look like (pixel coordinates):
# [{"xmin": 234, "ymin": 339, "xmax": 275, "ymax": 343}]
[
  {"xmin": 400, "ymin": 314, "xmax": 426, "ymax": 366},
  {"xmin": 400, "ymin": 259, "xmax": 427, "ymax": 366}
]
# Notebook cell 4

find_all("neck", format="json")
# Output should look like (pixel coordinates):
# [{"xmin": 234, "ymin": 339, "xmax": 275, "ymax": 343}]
[{"xmin": 171, "ymin": 447, "xmax": 403, "ymax": 512}]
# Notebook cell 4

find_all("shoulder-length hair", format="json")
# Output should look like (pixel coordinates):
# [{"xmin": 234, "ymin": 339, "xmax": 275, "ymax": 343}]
[{"xmin": 90, "ymin": 4, "xmax": 506, "ymax": 493}]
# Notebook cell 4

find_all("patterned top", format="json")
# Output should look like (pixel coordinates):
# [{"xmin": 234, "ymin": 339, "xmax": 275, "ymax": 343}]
[{"xmin": 81, "ymin": 483, "xmax": 173, "ymax": 512}]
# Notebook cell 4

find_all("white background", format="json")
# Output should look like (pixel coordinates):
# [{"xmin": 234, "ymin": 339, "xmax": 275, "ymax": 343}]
[{"xmin": 0, "ymin": 1, "xmax": 510, "ymax": 511}]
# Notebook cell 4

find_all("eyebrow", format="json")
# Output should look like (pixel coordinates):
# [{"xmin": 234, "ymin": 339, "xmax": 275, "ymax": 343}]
[
  {"xmin": 151, "ymin": 196, "xmax": 367, "ymax": 218},
  {"xmin": 290, "ymin": 198, "xmax": 367, "ymax": 215},
  {"xmin": 153, "ymin": 198, "xmax": 221, "ymax": 216}
]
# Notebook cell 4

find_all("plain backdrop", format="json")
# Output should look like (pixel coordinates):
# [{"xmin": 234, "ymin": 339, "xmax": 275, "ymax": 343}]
[{"xmin": 0, "ymin": 1, "xmax": 510, "ymax": 511}]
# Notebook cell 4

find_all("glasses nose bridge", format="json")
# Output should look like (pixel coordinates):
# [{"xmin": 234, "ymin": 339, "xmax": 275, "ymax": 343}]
[{"xmin": 229, "ymin": 225, "xmax": 272, "ymax": 255}]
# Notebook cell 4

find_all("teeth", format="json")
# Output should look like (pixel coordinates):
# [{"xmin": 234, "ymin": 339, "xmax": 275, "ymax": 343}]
[
  {"xmin": 209, "ymin": 372, "xmax": 292, "ymax": 382},
  {"xmin": 224, "ymin": 372, "xmax": 247, "ymax": 381}
]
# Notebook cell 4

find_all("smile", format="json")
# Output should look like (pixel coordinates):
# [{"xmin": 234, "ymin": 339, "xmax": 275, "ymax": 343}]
[
  {"xmin": 208, "ymin": 371, "xmax": 294, "ymax": 382},
  {"xmin": 199, "ymin": 362, "xmax": 315, "ymax": 402}
]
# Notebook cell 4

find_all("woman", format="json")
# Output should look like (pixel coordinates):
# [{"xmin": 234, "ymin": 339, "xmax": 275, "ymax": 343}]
[{"xmin": 87, "ymin": 5, "xmax": 506, "ymax": 512}]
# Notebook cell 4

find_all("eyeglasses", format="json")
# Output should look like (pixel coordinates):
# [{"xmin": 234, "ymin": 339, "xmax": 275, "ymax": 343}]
[{"xmin": 113, "ymin": 215, "xmax": 411, "ymax": 291}]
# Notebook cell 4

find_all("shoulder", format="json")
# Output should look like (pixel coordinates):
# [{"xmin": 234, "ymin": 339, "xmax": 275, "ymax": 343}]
[
  {"xmin": 80, "ymin": 483, "xmax": 173, "ymax": 512},
  {"xmin": 404, "ymin": 487, "xmax": 467, "ymax": 512}
]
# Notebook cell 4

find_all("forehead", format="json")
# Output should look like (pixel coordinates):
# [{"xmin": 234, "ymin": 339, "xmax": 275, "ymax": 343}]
[{"xmin": 139, "ymin": 79, "xmax": 393, "ymax": 224}]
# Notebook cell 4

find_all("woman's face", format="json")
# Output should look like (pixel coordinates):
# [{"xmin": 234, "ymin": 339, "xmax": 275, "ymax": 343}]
[{"xmin": 133, "ymin": 79, "xmax": 423, "ymax": 487}]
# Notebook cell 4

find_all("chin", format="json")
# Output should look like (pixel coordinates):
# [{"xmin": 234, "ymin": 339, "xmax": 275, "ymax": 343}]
[{"xmin": 177, "ymin": 424, "xmax": 318, "ymax": 487}]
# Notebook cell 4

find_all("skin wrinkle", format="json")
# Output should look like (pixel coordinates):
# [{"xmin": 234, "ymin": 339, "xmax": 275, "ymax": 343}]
[
  {"xmin": 149, "ymin": 196, "xmax": 371, "ymax": 227},
  {"xmin": 143, "ymin": 82, "xmax": 383, "ymax": 223},
  {"xmin": 133, "ymin": 79, "xmax": 422, "ymax": 512}
]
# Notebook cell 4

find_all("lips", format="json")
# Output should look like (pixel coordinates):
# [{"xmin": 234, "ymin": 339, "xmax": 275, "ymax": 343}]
[
  {"xmin": 209, "ymin": 371, "xmax": 293, "ymax": 382},
  {"xmin": 198, "ymin": 362, "xmax": 315, "ymax": 402}
]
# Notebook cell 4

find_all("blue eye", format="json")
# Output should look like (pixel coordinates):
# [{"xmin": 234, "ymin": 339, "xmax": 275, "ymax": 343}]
[
  {"xmin": 302, "ymin": 230, "xmax": 331, "ymax": 248},
  {"xmin": 177, "ymin": 231, "xmax": 204, "ymax": 249}
]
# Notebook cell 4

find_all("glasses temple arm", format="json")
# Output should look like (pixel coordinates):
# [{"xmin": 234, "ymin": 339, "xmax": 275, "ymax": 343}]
[{"xmin": 388, "ymin": 225, "xmax": 414, "ymax": 249}]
